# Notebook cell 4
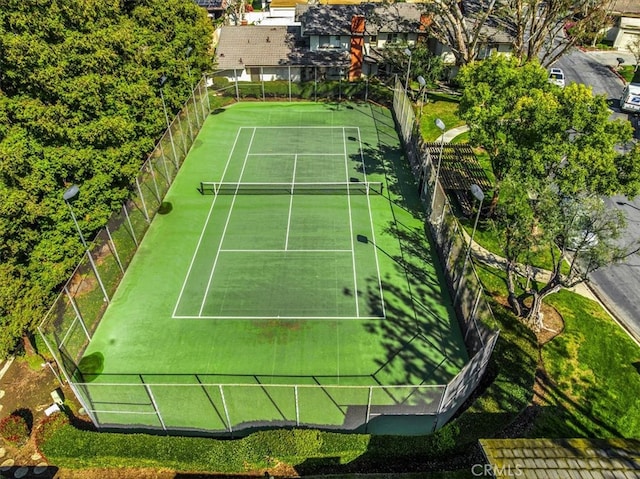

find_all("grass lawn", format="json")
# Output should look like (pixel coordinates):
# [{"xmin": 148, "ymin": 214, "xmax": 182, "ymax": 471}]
[
  {"xmin": 419, "ymin": 92, "xmax": 465, "ymax": 141},
  {"xmin": 618, "ymin": 65, "xmax": 640, "ymax": 84},
  {"xmin": 474, "ymin": 261, "xmax": 640, "ymax": 439},
  {"xmin": 534, "ymin": 290, "xmax": 640, "ymax": 438}
]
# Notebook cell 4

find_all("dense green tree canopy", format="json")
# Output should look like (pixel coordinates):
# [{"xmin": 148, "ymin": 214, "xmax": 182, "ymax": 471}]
[
  {"xmin": 0, "ymin": 0, "xmax": 213, "ymax": 357},
  {"xmin": 458, "ymin": 55, "xmax": 640, "ymax": 330}
]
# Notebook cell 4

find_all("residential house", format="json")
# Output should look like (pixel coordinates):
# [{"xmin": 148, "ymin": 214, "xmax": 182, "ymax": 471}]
[
  {"xmin": 215, "ymin": 3, "xmax": 427, "ymax": 82},
  {"xmin": 609, "ymin": 0, "xmax": 640, "ymax": 51}
]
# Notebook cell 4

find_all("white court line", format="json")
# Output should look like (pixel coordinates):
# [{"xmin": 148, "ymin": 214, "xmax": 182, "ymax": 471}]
[
  {"xmin": 198, "ymin": 128, "xmax": 257, "ymax": 316},
  {"xmin": 248, "ymin": 153, "xmax": 345, "ymax": 157},
  {"xmin": 285, "ymin": 154, "xmax": 297, "ymax": 251},
  {"xmin": 220, "ymin": 249, "xmax": 352, "ymax": 253},
  {"xmin": 343, "ymin": 127, "xmax": 359, "ymax": 318},
  {"xmin": 172, "ymin": 128, "xmax": 245, "ymax": 317},
  {"xmin": 358, "ymin": 126, "xmax": 386, "ymax": 318},
  {"xmin": 250, "ymin": 126, "xmax": 358, "ymax": 129},
  {"xmin": 174, "ymin": 315, "xmax": 385, "ymax": 320}
]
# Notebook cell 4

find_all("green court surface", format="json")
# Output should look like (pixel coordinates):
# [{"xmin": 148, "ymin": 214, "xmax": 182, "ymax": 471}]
[{"xmin": 80, "ymin": 102, "xmax": 468, "ymax": 433}]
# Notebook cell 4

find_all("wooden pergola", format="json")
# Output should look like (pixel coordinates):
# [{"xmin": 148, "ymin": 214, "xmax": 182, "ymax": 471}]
[{"xmin": 423, "ymin": 143, "xmax": 492, "ymax": 214}]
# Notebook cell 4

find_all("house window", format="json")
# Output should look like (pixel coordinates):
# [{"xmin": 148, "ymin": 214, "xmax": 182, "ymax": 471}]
[
  {"xmin": 369, "ymin": 35, "xmax": 377, "ymax": 45},
  {"xmin": 387, "ymin": 33, "xmax": 406, "ymax": 44},
  {"xmin": 319, "ymin": 35, "xmax": 330, "ymax": 48}
]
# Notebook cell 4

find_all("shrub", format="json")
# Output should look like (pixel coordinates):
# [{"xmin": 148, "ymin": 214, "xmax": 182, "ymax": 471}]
[{"xmin": 0, "ymin": 412, "xmax": 31, "ymax": 447}]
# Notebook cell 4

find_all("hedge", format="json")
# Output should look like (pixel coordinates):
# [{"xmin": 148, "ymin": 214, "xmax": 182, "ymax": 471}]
[{"xmin": 40, "ymin": 426, "xmax": 371, "ymax": 472}]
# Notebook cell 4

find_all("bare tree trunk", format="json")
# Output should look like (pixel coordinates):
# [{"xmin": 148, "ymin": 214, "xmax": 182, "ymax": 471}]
[
  {"xmin": 506, "ymin": 261, "xmax": 522, "ymax": 316},
  {"xmin": 525, "ymin": 282, "xmax": 562, "ymax": 332}
]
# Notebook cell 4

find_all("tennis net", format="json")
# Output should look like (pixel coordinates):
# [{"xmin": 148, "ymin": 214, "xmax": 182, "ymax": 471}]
[{"xmin": 199, "ymin": 181, "xmax": 383, "ymax": 196}]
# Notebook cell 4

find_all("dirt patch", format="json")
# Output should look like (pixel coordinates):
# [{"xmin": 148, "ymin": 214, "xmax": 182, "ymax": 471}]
[{"xmin": 0, "ymin": 358, "xmax": 75, "ymax": 464}]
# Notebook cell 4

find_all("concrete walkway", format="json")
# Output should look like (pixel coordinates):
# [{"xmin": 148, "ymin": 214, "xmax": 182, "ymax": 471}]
[
  {"xmin": 464, "ymin": 229, "xmax": 598, "ymax": 301},
  {"xmin": 437, "ymin": 124, "xmax": 469, "ymax": 143}
]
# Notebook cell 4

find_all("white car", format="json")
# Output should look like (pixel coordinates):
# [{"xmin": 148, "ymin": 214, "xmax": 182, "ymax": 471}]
[{"xmin": 548, "ymin": 68, "xmax": 565, "ymax": 87}]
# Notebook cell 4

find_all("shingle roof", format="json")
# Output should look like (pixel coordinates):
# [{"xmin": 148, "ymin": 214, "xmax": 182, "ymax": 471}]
[
  {"xmin": 296, "ymin": 3, "xmax": 423, "ymax": 36},
  {"xmin": 611, "ymin": 0, "xmax": 640, "ymax": 16},
  {"xmin": 480, "ymin": 438, "xmax": 640, "ymax": 479},
  {"xmin": 216, "ymin": 26, "xmax": 349, "ymax": 68}
]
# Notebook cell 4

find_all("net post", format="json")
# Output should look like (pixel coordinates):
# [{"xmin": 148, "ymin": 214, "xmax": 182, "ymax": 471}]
[
  {"xmin": 219, "ymin": 385, "xmax": 233, "ymax": 434},
  {"xmin": 105, "ymin": 225, "xmax": 125, "ymax": 274},
  {"xmin": 64, "ymin": 285, "xmax": 91, "ymax": 341},
  {"xmin": 294, "ymin": 385, "xmax": 300, "ymax": 426},
  {"xmin": 144, "ymin": 383, "xmax": 167, "ymax": 431},
  {"xmin": 123, "ymin": 203, "xmax": 139, "ymax": 247}
]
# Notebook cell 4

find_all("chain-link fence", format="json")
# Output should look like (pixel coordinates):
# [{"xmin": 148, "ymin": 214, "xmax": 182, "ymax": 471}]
[
  {"xmin": 391, "ymin": 76, "xmax": 499, "ymax": 398},
  {"xmin": 207, "ymin": 69, "xmax": 394, "ymax": 105},
  {"xmin": 39, "ymin": 75, "xmax": 212, "ymax": 389},
  {"xmin": 40, "ymin": 74, "xmax": 498, "ymax": 436}
]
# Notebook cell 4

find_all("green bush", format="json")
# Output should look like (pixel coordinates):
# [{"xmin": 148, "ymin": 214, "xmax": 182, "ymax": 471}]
[{"xmin": 0, "ymin": 413, "xmax": 30, "ymax": 447}]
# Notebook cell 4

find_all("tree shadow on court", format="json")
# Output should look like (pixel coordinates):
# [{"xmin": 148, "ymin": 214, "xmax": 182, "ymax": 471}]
[{"xmin": 360, "ymin": 218, "xmax": 467, "ymax": 388}]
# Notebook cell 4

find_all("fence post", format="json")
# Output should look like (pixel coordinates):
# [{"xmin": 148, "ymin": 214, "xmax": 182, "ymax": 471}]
[
  {"xmin": 105, "ymin": 226, "xmax": 125, "ymax": 274},
  {"xmin": 288, "ymin": 65, "xmax": 292, "ymax": 102},
  {"xmin": 175, "ymin": 113, "xmax": 188, "ymax": 157},
  {"xmin": 365, "ymin": 386, "xmax": 373, "ymax": 431},
  {"xmin": 148, "ymin": 162, "xmax": 161, "ymax": 203},
  {"xmin": 261, "ymin": 67, "xmax": 265, "ymax": 101},
  {"xmin": 135, "ymin": 178, "xmax": 150, "ymax": 222},
  {"xmin": 144, "ymin": 383, "xmax": 167, "ymax": 431},
  {"xmin": 86, "ymin": 251, "xmax": 110, "ymax": 303},
  {"xmin": 294, "ymin": 385, "xmax": 300, "ymax": 426},
  {"xmin": 234, "ymin": 69, "xmax": 239, "ymax": 101},
  {"xmin": 191, "ymin": 84, "xmax": 201, "ymax": 129},
  {"xmin": 431, "ymin": 383, "xmax": 449, "ymax": 433},
  {"xmin": 219, "ymin": 385, "xmax": 233, "ymax": 434},
  {"xmin": 64, "ymin": 286, "xmax": 91, "ymax": 340},
  {"xmin": 202, "ymin": 75, "xmax": 211, "ymax": 114},
  {"xmin": 123, "ymin": 203, "xmax": 139, "ymax": 247}
]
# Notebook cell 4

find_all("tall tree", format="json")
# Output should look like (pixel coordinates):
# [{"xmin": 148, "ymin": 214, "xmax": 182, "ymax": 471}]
[
  {"xmin": 0, "ymin": 0, "xmax": 213, "ymax": 358},
  {"xmin": 424, "ymin": 0, "xmax": 612, "ymax": 67},
  {"xmin": 422, "ymin": 0, "xmax": 500, "ymax": 66},
  {"xmin": 463, "ymin": 56, "xmax": 640, "ymax": 330}
]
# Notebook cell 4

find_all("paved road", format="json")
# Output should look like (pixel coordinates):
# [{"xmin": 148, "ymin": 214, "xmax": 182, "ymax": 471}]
[
  {"xmin": 589, "ymin": 197, "xmax": 640, "ymax": 342},
  {"xmin": 553, "ymin": 49, "xmax": 635, "ymax": 101},
  {"xmin": 554, "ymin": 49, "xmax": 640, "ymax": 342}
]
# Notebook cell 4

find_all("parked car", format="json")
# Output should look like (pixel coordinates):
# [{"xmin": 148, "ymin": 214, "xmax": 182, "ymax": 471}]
[{"xmin": 548, "ymin": 68, "xmax": 565, "ymax": 87}]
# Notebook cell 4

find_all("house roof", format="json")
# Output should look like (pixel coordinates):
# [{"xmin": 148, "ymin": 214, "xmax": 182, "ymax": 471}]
[
  {"xmin": 216, "ymin": 25, "xmax": 349, "ymax": 68},
  {"xmin": 480, "ymin": 438, "xmax": 640, "ymax": 479},
  {"xmin": 611, "ymin": 0, "xmax": 640, "ymax": 16},
  {"xmin": 296, "ymin": 3, "xmax": 423, "ymax": 36}
]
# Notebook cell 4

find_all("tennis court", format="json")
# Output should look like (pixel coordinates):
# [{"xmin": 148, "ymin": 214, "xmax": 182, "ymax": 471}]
[{"xmin": 79, "ymin": 102, "xmax": 468, "ymax": 434}]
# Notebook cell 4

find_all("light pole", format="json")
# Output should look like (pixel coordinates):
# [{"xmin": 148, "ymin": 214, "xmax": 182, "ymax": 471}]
[
  {"xmin": 185, "ymin": 46, "xmax": 194, "ymax": 83},
  {"xmin": 62, "ymin": 185, "xmax": 111, "ymax": 303},
  {"xmin": 403, "ymin": 48, "xmax": 412, "ymax": 94},
  {"xmin": 456, "ymin": 184, "xmax": 485, "ymax": 303},
  {"xmin": 63, "ymin": 185, "xmax": 87, "ymax": 249},
  {"xmin": 159, "ymin": 74, "xmax": 179, "ymax": 167},
  {"xmin": 430, "ymin": 118, "xmax": 446, "ymax": 212},
  {"xmin": 417, "ymin": 75, "xmax": 426, "ymax": 120}
]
